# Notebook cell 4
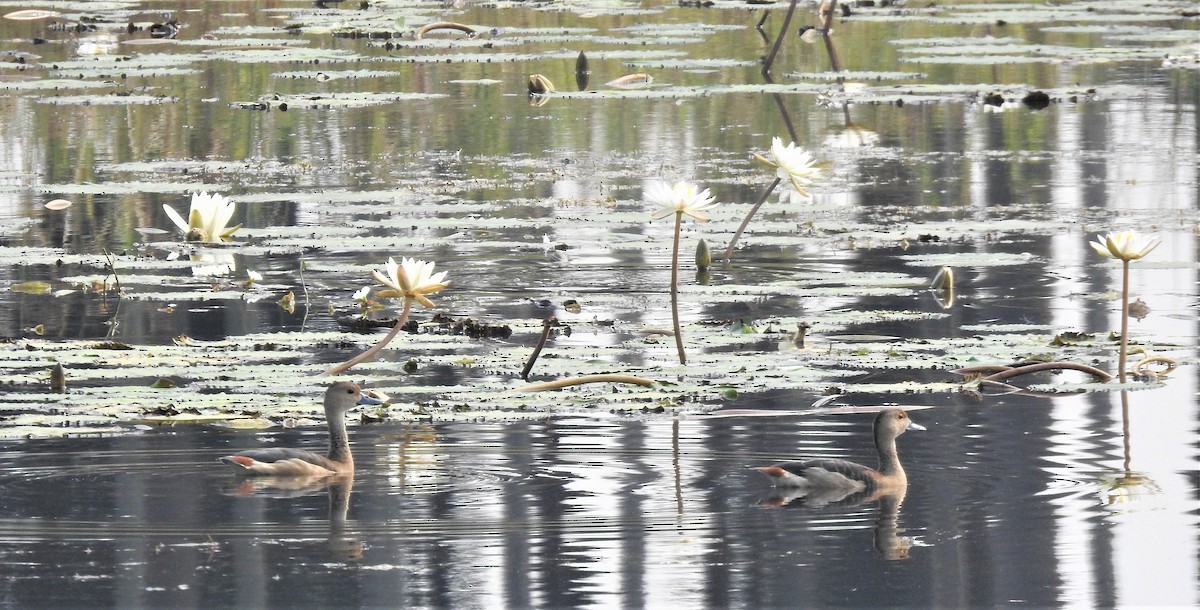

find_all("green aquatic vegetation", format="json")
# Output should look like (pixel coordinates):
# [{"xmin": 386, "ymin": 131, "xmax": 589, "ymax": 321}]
[
  {"xmin": 28, "ymin": 181, "xmax": 213, "ymax": 195},
  {"xmin": 901, "ymin": 252, "xmax": 1039, "ymax": 267},
  {"xmin": 849, "ymin": 2, "xmax": 1183, "ymax": 25},
  {"xmin": 0, "ymin": 0, "xmax": 1193, "ymax": 439},
  {"xmin": 890, "ymin": 37, "xmax": 1028, "ymax": 48},
  {"xmin": 545, "ymin": 49, "xmax": 687, "ymax": 61},
  {"xmin": 787, "ymin": 70, "xmax": 927, "ymax": 81},
  {"xmin": 98, "ymin": 159, "xmax": 303, "ymax": 176},
  {"xmin": 622, "ymin": 58, "xmax": 757, "ymax": 70},
  {"xmin": 205, "ymin": 46, "xmax": 363, "ymax": 64},
  {"xmin": 383, "ymin": 38, "xmax": 517, "ymax": 50},
  {"xmin": 900, "ymin": 46, "xmax": 1171, "ymax": 65},
  {"xmin": 0, "ymin": 78, "xmax": 114, "ymax": 91},
  {"xmin": 383, "ymin": 52, "xmax": 548, "ymax": 64},
  {"xmin": 611, "ymin": 22, "xmax": 746, "ymax": 35},
  {"xmin": 541, "ymin": 81, "xmax": 828, "ymax": 100},
  {"xmin": 51, "ymin": 66, "xmax": 201, "ymax": 79},
  {"xmin": 0, "ymin": 311, "xmax": 1179, "ymax": 435},
  {"xmin": 244, "ymin": 90, "xmax": 447, "ymax": 109},
  {"xmin": 36, "ymin": 93, "xmax": 174, "ymax": 105},
  {"xmin": 272, "ymin": 68, "xmax": 400, "ymax": 80}
]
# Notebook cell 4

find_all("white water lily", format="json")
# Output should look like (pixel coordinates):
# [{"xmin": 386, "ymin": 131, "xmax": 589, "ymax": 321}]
[
  {"xmin": 163, "ymin": 191, "xmax": 241, "ymax": 242},
  {"xmin": 371, "ymin": 257, "xmax": 449, "ymax": 308},
  {"xmin": 1090, "ymin": 231, "xmax": 1160, "ymax": 262},
  {"xmin": 646, "ymin": 180, "xmax": 719, "ymax": 221},
  {"xmin": 754, "ymin": 137, "xmax": 822, "ymax": 197},
  {"xmin": 1089, "ymin": 230, "xmax": 1160, "ymax": 383},
  {"xmin": 326, "ymin": 257, "xmax": 449, "ymax": 374},
  {"xmin": 646, "ymin": 179, "xmax": 718, "ymax": 366}
]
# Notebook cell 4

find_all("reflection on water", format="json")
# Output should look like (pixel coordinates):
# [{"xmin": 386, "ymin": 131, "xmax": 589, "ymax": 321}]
[
  {"xmin": 0, "ymin": 392, "xmax": 1195, "ymax": 607},
  {"xmin": 761, "ymin": 482, "xmax": 913, "ymax": 562}
]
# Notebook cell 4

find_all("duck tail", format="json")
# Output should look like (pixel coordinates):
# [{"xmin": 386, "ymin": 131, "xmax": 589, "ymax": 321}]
[
  {"xmin": 219, "ymin": 455, "xmax": 256, "ymax": 469},
  {"xmin": 757, "ymin": 466, "xmax": 789, "ymax": 478}
]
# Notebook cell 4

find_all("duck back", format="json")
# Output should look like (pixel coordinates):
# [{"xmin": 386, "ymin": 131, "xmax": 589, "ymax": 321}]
[
  {"xmin": 759, "ymin": 458, "xmax": 878, "ymax": 491},
  {"xmin": 220, "ymin": 448, "xmax": 343, "ymax": 476}
]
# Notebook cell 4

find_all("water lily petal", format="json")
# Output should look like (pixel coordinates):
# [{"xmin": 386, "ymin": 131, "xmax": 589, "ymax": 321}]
[
  {"xmin": 371, "ymin": 256, "xmax": 448, "ymax": 306},
  {"xmin": 162, "ymin": 204, "xmax": 190, "ymax": 234},
  {"xmin": 768, "ymin": 137, "xmax": 821, "ymax": 196},
  {"xmin": 1091, "ymin": 231, "xmax": 1161, "ymax": 262},
  {"xmin": 645, "ymin": 180, "xmax": 718, "ymax": 221},
  {"xmin": 1090, "ymin": 239, "xmax": 1116, "ymax": 259}
]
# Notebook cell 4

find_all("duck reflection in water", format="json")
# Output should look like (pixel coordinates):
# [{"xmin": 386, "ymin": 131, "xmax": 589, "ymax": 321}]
[
  {"xmin": 756, "ymin": 409, "xmax": 925, "ymax": 560},
  {"xmin": 226, "ymin": 475, "xmax": 362, "ymax": 560}
]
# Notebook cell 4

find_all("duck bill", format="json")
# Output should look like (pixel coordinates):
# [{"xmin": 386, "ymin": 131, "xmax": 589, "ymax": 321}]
[
  {"xmin": 357, "ymin": 390, "xmax": 385, "ymax": 406},
  {"xmin": 906, "ymin": 421, "xmax": 926, "ymax": 432}
]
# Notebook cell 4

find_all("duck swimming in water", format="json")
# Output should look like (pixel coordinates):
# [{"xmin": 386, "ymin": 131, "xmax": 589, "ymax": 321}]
[
  {"xmin": 219, "ymin": 382, "xmax": 382, "ymax": 477},
  {"xmin": 757, "ymin": 408, "xmax": 924, "ymax": 497}
]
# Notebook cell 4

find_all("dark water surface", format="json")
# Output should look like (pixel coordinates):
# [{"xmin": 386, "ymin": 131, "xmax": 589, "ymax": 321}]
[
  {"xmin": 0, "ymin": 0, "xmax": 1197, "ymax": 607},
  {"xmin": 0, "ymin": 390, "xmax": 1194, "ymax": 608}
]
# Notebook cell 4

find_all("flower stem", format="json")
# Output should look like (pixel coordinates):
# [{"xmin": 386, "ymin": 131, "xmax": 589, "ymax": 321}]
[
  {"xmin": 324, "ymin": 297, "xmax": 414, "ymax": 375},
  {"xmin": 1118, "ymin": 260, "xmax": 1130, "ymax": 383},
  {"xmin": 671, "ymin": 211, "xmax": 687, "ymax": 365},
  {"xmin": 725, "ymin": 177, "xmax": 781, "ymax": 262}
]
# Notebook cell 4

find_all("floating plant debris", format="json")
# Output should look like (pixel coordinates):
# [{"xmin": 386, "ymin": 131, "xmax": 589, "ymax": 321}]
[{"xmin": 0, "ymin": 0, "xmax": 1193, "ymax": 436}]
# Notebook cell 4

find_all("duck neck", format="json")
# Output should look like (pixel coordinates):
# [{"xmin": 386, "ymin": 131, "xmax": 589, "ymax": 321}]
[
  {"xmin": 326, "ymin": 408, "xmax": 353, "ymax": 468},
  {"xmin": 875, "ymin": 425, "xmax": 905, "ymax": 480}
]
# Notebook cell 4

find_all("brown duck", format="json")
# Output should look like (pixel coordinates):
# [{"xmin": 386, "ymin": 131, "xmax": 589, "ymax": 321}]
[
  {"xmin": 758, "ymin": 409, "xmax": 925, "ymax": 497},
  {"xmin": 219, "ymin": 382, "xmax": 382, "ymax": 476}
]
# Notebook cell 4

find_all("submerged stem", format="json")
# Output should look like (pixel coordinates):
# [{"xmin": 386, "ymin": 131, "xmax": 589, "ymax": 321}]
[
  {"xmin": 725, "ymin": 177, "xmax": 782, "ymax": 262},
  {"xmin": 670, "ymin": 212, "xmax": 687, "ymax": 365},
  {"xmin": 324, "ymin": 297, "xmax": 414, "ymax": 375}
]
